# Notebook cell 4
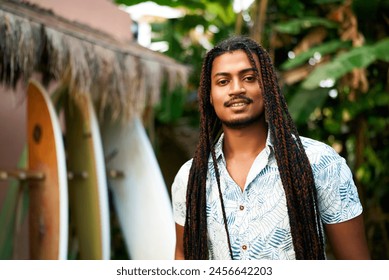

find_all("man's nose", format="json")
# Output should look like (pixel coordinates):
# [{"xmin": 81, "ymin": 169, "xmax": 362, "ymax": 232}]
[{"xmin": 229, "ymin": 79, "xmax": 246, "ymax": 96}]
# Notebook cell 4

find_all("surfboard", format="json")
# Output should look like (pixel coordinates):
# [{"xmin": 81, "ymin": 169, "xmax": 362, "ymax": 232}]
[
  {"xmin": 101, "ymin": 116, "xmax": 176, "ymax": 260},
  {"xmin": 63, "ymin": 92, "xmax": 110, "ymax": 260},
  {"xmin": 27, "ymin": 79, "xmax": 68, "ymax": 260}
]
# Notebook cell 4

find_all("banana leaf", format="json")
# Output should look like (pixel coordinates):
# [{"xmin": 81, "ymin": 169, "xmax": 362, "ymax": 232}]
[
  {"xmin": 280, "ymin": 40, "xmax": 351, "ymax": 70},
  {"xmin": 288, "ymin": 88, "xmax": 329, "ymax": 125},
  {"xmin": 302, "ymin": 38, "xmax": 389, "ymax": 90},
  {"xmin": 274, "ymin": 17, "xmax": 338, "ymax": 35}
]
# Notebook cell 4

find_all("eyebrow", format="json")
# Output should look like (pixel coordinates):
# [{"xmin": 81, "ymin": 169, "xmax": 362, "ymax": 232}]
[{"xmin": 212, "ymin": 67, "xmax": 257, "ymax": 78}]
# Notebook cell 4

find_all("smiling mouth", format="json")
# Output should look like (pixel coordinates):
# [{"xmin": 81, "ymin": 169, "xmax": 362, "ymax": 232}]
[
  {"xmin": 224, "ymin": 96, "xmax": 253, "ymax": 107},
  {"xmin": 230, "ymin": 102, "xmax": 247, "ymax": 107}
]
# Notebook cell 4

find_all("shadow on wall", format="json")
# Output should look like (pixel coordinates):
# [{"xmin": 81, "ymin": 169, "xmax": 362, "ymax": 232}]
[{"xmin": 155, "ymin": 120, "xmax": 199, "ymax": 199}]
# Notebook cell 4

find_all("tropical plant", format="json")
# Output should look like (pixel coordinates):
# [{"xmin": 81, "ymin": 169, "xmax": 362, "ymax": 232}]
[{"xmin": 268, "ymin": 0, "xmax": 389, "ymax": 259}]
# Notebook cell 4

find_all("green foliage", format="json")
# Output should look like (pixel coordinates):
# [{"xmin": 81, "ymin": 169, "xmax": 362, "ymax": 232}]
[
  {"xmin": 277, "ymin": 0, "xmax": 306, "ymax": 17},
  {"xmin": 352, "ymin": 0, "xmax": 381, "ymax": 21},
  {"xmin": 288, "ymin": 88, "xmax": 329, "ymax": 125},
  {"xmin": 154, "ymin": 85, "xmax": 186, "ymax": 124},
  {"xmin": 273, "ymin": 17, "xmax": 338, "ymax": 35},
  {"xmin": 273, "ymin": 0, "xmax": 389, "ymax": 258},
  {"xmin": 115, "ymin": 0, "xmax": 205, "ymax": 10},
  {"xmin": 302, "ymin": 38, "xmax": 389, "ymax": 90},
  {"xmin": 205, "ymin": 2, "xmax": 236, "ymax": 26},
  {"xmin": 280, "ymin": 40, "xmax": 351, "ymax": 70}
]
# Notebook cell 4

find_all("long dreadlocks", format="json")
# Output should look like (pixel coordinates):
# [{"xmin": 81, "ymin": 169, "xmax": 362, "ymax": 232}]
[{"xmin": 184, "ymin": 35, "xmax": 325, "ymax": 260}]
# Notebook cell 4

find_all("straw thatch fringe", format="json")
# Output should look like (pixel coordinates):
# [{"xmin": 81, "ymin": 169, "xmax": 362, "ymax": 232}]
[{"xmin": 0, "ymin": 3, "xmax": 189, "ymax": 121}]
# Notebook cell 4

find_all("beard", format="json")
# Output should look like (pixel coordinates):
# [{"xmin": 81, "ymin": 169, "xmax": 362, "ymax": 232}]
[{"xmin": 221, "ymin": 111, "xmax": 264, "ymax": 129}]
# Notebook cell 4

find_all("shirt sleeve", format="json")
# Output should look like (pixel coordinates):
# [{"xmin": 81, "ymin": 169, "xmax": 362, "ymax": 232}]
[
  {"xmin": 171, "ymin": 159, "xmax": 192, "ymax": 226},
  {"xmin": 313, "ymin": 152, "xmax": 363, "ymax": 225}
]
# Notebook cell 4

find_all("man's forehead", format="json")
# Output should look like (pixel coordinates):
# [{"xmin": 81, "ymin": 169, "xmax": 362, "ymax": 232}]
[{"xmin": 211, "ymin": 50, "xmax": 260, "ymax": 71}]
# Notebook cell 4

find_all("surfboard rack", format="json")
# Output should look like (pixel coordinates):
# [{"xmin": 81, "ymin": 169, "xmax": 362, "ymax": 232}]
[
  {"xmin": 104, "ymin": 150, "xmax": 125, "ymax": 179},
  {"xmin": 107, "ymin": 169, "xmax": 124, "ymax": 179},
  {"xmin": 0, "ymin": 169, "xmax": 124, "ymax": 182},
  {"xmin": 67, "ymin": 171, "xmax": 89, "ymax": 180},
  {"xmin": 66, "ymin": 170, "xmax": 124, "ymax": 180},
  {"xmin": 0, "ymin": 169, "xmax": 45, "ymax": 181}
]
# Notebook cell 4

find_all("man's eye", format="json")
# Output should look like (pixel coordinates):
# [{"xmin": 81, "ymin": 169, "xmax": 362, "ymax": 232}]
[
  {"xmin": 218, "ymin": 79, "xmax": 229, "ymax": 86},
  {"xmin": 244, "ymin": 76, "xmax": 256, "ymax": 82}
]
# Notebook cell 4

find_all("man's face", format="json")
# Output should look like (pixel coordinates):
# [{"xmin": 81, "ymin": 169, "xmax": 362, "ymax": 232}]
[{"xmin": 210, "ymin": 50, "xmax": 265, "ymax": 129}]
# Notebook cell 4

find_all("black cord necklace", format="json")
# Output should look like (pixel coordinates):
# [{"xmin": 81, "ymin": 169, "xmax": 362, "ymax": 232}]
[
  {"xmin": 210, "ymin": 149, "xmax": 234, "ymax": 260},
  {"xmin": 216, "ymin": 175, "xmax": 234, "ymax": 260}
]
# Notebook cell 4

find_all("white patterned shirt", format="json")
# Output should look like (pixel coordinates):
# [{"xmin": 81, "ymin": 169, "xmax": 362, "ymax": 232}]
[{"xmin": 171, "ymin": 133, "xmax": 363, "ymax": 260}]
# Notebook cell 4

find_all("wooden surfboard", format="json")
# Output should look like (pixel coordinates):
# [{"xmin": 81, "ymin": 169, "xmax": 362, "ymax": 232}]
[
  {"xmin": 63, "ymin": 92, "xmax": 110, "ymax": 260},
  {"xmin": 101, "ymin": 116, "xmax": 175, "ymax": 260},
  {"xmin": 27, "ymin": 80, "xmax": 68, "ymax": 260}
]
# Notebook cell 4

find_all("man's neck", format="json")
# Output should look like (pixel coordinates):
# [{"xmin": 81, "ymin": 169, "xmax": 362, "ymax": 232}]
[{"xmin": 222, "ymin": 121, "xmax": 268, "ymax": 160}]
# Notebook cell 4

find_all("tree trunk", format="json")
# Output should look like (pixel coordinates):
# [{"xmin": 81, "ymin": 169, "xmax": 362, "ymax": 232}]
[{"xmin": 250, "ymin": 0, "xmax": 268, "ymax": 44}]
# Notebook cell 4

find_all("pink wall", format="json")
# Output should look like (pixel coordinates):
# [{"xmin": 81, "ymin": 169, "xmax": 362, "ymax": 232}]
[
  {"xmin": 0, "ymin": 83, "xmax": 28, "ymax": 259},
  {"xmin": 0, "ymin": 84, "xmax": 27, "ymax": 209},
  {"xmin": 23, "ymin": 0, "xmax": 133, "ymax": 43}
]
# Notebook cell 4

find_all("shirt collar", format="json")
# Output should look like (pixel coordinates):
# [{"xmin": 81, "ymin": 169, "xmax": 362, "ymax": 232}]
[{"xmin": 212, "ymin": 128, "xmax": 274, "ymax": 162}]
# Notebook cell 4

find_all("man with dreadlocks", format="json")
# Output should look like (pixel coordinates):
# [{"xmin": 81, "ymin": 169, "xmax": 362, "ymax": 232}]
[{"xmin": 171, "ymin": 35, "xmax": 370, "ymax": 260}]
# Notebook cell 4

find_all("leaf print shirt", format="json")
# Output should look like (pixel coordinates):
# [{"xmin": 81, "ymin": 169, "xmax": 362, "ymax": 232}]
[{"xmin": 171, "ymin": 133, "xmax": 363, "ymax": 260}]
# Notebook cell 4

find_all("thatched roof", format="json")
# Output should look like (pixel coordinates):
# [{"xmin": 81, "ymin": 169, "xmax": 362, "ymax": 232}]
[{"xmin": 0, "ymin": 0, "xmax": 189, "ymax": 120}]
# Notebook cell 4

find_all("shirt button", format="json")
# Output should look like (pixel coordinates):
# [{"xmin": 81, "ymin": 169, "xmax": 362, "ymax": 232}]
[
  {"xmin": 239, "ymin": 205, "xmax": 244, "ymax": 211},
  {"xmin": 242, "ymin": 245, "xmax": 247, "ymax": 250}
]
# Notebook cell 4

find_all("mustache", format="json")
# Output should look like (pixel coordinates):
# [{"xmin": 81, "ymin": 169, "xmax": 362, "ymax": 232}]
[{"xmin": 224, "ymin": 95, "xmax": 253, "ymax": 107}]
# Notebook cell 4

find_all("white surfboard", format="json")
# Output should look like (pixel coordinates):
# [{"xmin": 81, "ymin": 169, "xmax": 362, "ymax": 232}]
[{"xmin": 101, "ymin": 116, "xmax": 176, "ymax": 260}]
